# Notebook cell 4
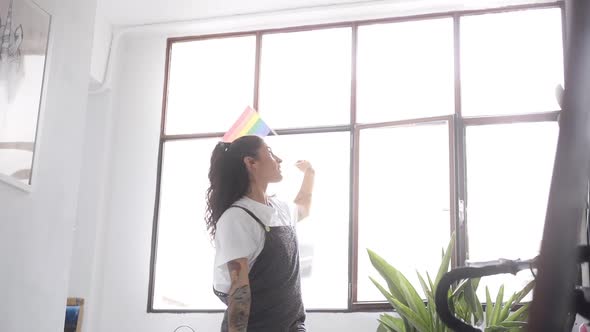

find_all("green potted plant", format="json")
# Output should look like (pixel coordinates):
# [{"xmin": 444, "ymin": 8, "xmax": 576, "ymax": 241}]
[{"xmin": 368, "ymin": 234, "xmax": 534, "ymax": 332}]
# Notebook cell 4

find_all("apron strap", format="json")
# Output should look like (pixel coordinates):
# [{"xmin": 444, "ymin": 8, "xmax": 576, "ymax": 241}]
[{"xmin": 230, "ymin": 205, "xmax": 270, "ymax": 232}]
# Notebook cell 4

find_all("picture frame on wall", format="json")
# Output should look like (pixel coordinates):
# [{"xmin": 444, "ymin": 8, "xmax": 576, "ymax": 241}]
[{"xmin": 0, "ymin": 0, "xmax": 51, "ymax": 192}]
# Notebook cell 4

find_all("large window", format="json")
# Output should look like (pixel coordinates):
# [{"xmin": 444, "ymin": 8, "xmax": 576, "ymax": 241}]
[{"xmin": 149, "ymin": 4, "xmax": 564, "ymax": 312}]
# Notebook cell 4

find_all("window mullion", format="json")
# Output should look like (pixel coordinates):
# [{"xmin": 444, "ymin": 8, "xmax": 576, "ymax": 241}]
[
  {"xmin": 253, "ymin": 32, "xmax": 262, "ymax": 110},
  {"xmin": 454, "ymin": 115, "xmax": 469, "ymax": 267},
  {"xmin": 350, "ymin": 23, "xmax": 359, "ymax": 307},
  {"xmin": 453, "ymin": 13, "xmax": 468, "ymax": 267}
]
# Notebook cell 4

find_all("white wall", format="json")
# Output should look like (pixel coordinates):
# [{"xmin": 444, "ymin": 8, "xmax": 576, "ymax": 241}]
[
  {"xmin": 68, "ymin": 92, "xmax": 113, "ymax": 332},
  {"xmin": 0, "ymin": 0, "xmax": 97, "ymax": 330}
]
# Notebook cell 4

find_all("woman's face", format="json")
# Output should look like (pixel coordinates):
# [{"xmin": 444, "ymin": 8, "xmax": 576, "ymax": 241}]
[{"xmin": 253, "ymin": 142, "xmax": 283, "ymax": 183}]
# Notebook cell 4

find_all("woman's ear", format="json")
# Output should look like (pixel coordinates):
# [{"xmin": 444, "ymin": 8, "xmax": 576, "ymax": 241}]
[{"xmin": 243, "ymin": 156, "xmax": 256, "ymax": 172}]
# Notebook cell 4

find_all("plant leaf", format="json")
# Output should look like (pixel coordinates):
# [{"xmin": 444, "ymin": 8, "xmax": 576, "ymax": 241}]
[
  {"xmin": 490, "ymin": 285, "xmax": 505, "ymax": 325},
  {"xmin": 486, "ymin": 286, "xmax": 493, "ymax": 326},
  {"xmin": 498, "ymin": 292, "xmax": 516, "ymax": 323},
  {"xmin": 396, "ymin": 270, "xmax": 431, "ymax": 328},
  {"xmin": 427, "ymin": 272, "xmax": 435, "ymax": 295},
  {"xmin": 377, "ymin": 322, "xmax": 392, "ymax": 332},
  {"xmin": 435, "ymin": 233, "xmax": 456, "ymax": 289},
  {"xmin": 391, "ymin": 298, "xmax": 430, "ymax": 332},
  {"xmin": 428, "ymin": 270, "xmax": 439, "ymax": 331},
  {"xmin": 484, "ymin": 326, "xmax": 510, "ymax": 332},
  {"xmin": 368, "ymin": 249, "xmax": 407, "ymax": 304},
  {"xmin": 370, "ymin": 276, "xmax": 398, "ymax": 309},
  {"xmin": 370, "ymin": 278, "xmax": 415, "ymax": 331},
  {"xmin": 454, "ymin": 296, "xmax": 470, "ymax": 322},
  {"xmin": 379, "ymin": 314, "xmax": 406, "ymax": 332},
  {"xmin": 452, "ymin": 278, "xmax": 470, "ymax": 298},
  {"xmin": 513, "ymin": 280, "xmax": 535, "ymax": 304},
  {"xmin": 417, "ymin": 272, "xmax": 436, "ymax": 330},
  {"xmin": 417, "ymin": 272, "xmax": 433, "ymax": 301},
  {"xmin": 368, "ymin": 249, "xmax": 430, "ymax": 327},
  {"xmin": 464, "ymin": 279, "xmax": 484, "ymax": 324},
  {"xmin": 506, "ymin": 303, "xmax": 530, "ymax": 322},
  {"xmin": 499, "ymin": 320, "xmax": 528, "ymax": 328}
]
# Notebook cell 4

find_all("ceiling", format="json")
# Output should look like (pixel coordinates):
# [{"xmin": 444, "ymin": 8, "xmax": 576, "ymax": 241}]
[
  {"xmin": 99, "ymin": 0, "xmax": 557, "ymax": 27},
  {"xmin": 99, "ymin": 0, "xmax": 399, "ymax": 26}
]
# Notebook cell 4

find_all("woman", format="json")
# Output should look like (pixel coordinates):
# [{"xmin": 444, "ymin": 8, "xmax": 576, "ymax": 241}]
[{"xmin": 206, "ymin": 135, "xmax": 315, "ymax": 332}]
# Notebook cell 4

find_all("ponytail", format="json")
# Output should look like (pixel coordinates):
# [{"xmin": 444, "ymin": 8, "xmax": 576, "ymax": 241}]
[{"xmin": 205, "ymin": 135, "xmax": 263, "ymax": 239}]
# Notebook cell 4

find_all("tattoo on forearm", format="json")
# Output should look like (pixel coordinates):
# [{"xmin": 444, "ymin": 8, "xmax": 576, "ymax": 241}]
[
  {"xmin": 228, "ymin": 285, "xmax": 251, "ymax": 331},
  {"xmin": 227, "ymin": 260, "xmax": 250, "ymax": 332}
]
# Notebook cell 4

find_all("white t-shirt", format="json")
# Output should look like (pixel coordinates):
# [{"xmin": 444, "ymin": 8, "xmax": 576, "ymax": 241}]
[{"xmin": 213, "ymin": 196, "xmax": 298, "ymax": 294}]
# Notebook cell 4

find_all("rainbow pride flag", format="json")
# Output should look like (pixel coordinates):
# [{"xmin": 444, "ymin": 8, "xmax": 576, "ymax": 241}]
[{"xmin": 222, "ymin": 106, "xmax": 273, "ymax": 142}]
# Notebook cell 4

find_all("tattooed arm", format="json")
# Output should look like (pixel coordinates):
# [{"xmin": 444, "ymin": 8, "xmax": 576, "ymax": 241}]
[{"xmin": 227, "ymin": 258, "xmax": 251, "ymax": 332}]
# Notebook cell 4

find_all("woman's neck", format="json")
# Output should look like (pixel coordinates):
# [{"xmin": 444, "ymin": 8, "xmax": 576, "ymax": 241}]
[{"xmin": 246, "ymin": 182, "xmax": 269, "ymax": 205}]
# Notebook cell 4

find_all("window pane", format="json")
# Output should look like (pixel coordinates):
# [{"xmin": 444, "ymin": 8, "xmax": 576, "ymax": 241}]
[
  {"xmin": 461, "ymin": 8, "xmax": 564, "ymax": 116},
  {"xmin": 259, "ymin": 28, "xmax": 352, "ymax": 128},
  {"xmin": 266, "ymin": 132, "xmax": 350, "ymax": 309},
  {"xmin": 154, "ymin": 138, "xmax": 224, "ymax": 310},
  {"xmin": 466, "ymin": 122, "xmax": 559, "ymax": 298},
  {"xmin": 165, "ymin": 37, "xmax": 256, "ymax": 135},
  {"xmin": 357, "ymin": 19, "xmax": 454, "ymax": 123},
  {"xmin": 357, "ymin": 123, "xmax": 451, "ymax": 301}
]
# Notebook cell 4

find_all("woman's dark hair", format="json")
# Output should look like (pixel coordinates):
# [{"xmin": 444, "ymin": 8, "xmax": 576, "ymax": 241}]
[{"xmin": 205, "ymin": 135, "xmax": 263, "ymax": 239}]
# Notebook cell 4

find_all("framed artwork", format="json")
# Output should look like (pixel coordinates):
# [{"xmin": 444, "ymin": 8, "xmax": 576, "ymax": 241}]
[{"xmin": 0, "ymin": 0, "xmax": 51, "ymax": 191}]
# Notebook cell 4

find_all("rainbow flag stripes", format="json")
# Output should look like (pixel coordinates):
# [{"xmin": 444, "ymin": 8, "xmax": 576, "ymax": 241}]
[{"xmin": 222, "ymin": 106, "xmax": 273, "ymax": 142}]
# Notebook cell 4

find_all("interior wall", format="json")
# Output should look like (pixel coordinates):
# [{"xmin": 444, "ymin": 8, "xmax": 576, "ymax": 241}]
[{"xmin": 0, "ymin": 0, "xmax": 98, "ymax": 330}]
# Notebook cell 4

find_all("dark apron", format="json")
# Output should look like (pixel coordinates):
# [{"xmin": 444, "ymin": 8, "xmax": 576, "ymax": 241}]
[{"xmin": 214, "ymin": 205, "xmax": 306, "ymax": 332}]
